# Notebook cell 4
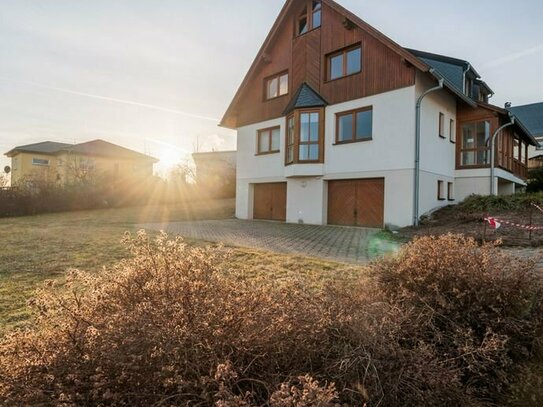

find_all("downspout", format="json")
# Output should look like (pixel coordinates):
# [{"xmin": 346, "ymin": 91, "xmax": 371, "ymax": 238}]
[
  {"xmin": 490, "ymin": 114, "xmax": 515, "ymax": 196},
  {"xmin": 414, "ymin": 71, "xmax": 444, "ymax": 226}
]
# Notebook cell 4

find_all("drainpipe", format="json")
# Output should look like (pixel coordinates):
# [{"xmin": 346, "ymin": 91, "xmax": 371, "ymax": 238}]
[
  {"xmin": 414, "ymin": 71, "xmax": 444, "ymax": 226},
  {"xmin": 490, "ymin": 114, "xmax": 515, "ymax": 196}
]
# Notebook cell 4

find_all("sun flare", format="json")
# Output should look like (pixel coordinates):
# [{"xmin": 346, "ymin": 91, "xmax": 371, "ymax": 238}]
[{"xmin": 158, "ymin": 150, "xmax": 181, "ymax": 171}]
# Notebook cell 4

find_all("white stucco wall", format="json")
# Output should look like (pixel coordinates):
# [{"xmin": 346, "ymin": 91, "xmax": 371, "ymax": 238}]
[
  {"xmin": 455, "ymin": 168, "xmax": 527, "ymax": 202},
  {"xmin": 324, "ymin": 86, "xmax": 417, "ymax": 173},
  {"xmin": 286, "ymin": 178, "xmax": 326, "ymax": 225}
]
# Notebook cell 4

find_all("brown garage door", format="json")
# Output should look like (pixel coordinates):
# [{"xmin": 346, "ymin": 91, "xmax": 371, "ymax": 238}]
[
  {"xmin": 328, "ymin": 178, "xmax": 384, "ymax": 228},
  {"xmin": 253, "ymin": 183, "xmax": 287, "ymax": 221}
]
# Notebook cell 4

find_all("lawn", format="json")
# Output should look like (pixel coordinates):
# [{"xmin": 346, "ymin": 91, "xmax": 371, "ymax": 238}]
[{"xmin": 0, "ymin": 199, "xmax": 361, "ymax": 334}]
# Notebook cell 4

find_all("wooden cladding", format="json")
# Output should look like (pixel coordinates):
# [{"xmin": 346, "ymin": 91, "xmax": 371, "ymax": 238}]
[
  {"xmin": 456, "ymin": 104, "xmax": 528, "ymax": 179},
  {"xmin": 327, "ymin": 178, "xmax": 384, "ymax": 228},
  {"xmin": 285, "ymin": 108, "xmax": 325, "ymax": 165},
  {"xmin": 226, "ymin": 2, "xmax": 416, "ymax": 129},
  {"xmin": 253, "ymin": 183, "xmax": 287, "ymax": 221}
]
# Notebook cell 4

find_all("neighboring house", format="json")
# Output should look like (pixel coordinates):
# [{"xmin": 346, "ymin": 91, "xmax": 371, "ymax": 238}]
[
  {"xmin": 529, "ymin": 155, "xmax": 543, "ymax": 170},
  {"xmin": 5, "ymin": 139, "xmax": 158, "ymax": 186},
  {"xmin": 192, "ymin": 151, "xmax": 237, "ymax": 198},
  {"xmin": 220, "ymin": 0, "xmax": 540, "ymax": 228},
  {"xmin": 508, "ymin": 102, "xmax": 543, "ymax": 159}
]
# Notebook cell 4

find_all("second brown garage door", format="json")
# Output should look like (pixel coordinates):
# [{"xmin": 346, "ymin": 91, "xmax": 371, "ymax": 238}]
[
  {"xmin": 328, "ymin": 178, "xmax": 384, "ymax": 228},
  {"xmin": 253, "ymin": 182, "xmax": 287, "ymax": 221}
]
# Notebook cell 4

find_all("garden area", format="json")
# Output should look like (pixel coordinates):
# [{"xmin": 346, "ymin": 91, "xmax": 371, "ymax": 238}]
[{"xmin": 0, "ymin": 196, "xmax": 542, "ymax": 406}]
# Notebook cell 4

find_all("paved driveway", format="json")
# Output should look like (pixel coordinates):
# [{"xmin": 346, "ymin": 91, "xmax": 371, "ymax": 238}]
[{"xmin": 139, "ymin": 219, "xmax": 397, "ymax": 264}]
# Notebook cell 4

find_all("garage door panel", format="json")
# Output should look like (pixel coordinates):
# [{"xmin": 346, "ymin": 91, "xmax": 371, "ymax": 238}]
[
  {"xmin": 328, "ymin": 178, "xmax": 384, "ymax": 228},
  {"xmin": 356, "ymin": 179, "xmax": 384, "ymax": 228},
  {"xmin": 328, "ymin": 180, "xmax": 356, "ymax": 226},
  {"xmin": 254, "ymin": 183, "xmax": 286, "ymax": 221}
]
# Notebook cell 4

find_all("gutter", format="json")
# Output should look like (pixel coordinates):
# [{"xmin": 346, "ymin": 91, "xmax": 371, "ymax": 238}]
[{"xmin": 414, "ymin": 69, "xmax": 444, "ymax": 226}]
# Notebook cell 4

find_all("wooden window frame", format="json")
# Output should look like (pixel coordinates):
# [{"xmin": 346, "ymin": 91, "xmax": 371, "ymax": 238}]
[
  {"xmin": 458, "ymin": 120, "xmax": 491, "ymax": 169},
  {"xmin": 439, "ymin": 112, "xmax": 445, "ymax": 139},
  {"xmin": 296, "ymin": 0, "xmax": 322, "ymax": 37},
  {"xmin": 437, "ymin": 180, "xmax": 446, "ymax": 201},
  {"xmin": 326, "ymin": 43, "xmax": 362, "ymax": 82},
  {"xmin": 447, "ymin": 182, "xmax": 455, "ymax": 201},
  {"xmin": 264, "ymin": 71, "xmax": 289, "ymax": 101},
  {"xmin": 256, "ymin": 126, "xmax": 281, "ymax": 156},
  {"xmin": 449, "ymin": 119, "xmax": 456, "ymax": 143},
  {"xmin": 335, "ymin": 106, "xmax": 373, "ymax": 145},
  {"xmin": 285, "ymin": 108, "xmax": 325, "ymax": 165}
]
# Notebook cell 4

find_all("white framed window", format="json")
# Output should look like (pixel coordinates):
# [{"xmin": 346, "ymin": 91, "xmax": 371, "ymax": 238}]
[{"xmin": 32, "ymin": 158, "xmax": 50, "ymax": 166}]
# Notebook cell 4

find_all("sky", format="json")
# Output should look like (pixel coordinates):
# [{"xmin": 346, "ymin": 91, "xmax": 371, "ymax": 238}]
[{"xmin": 1, "ymin": 0, "xmax": 542, "ymax": 175}]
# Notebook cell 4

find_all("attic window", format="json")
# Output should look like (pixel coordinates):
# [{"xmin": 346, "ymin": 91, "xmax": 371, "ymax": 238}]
[
  {"xmin": 297, "ymin": 1, "xmax": 321, "ymax": 36},
  {"xmin": 265, "ymin": 72, "xmax": 289, "ymax": 100},
  {"xmin": 327, "ymin": 44, "xmax": 362, "ymax": 81}
]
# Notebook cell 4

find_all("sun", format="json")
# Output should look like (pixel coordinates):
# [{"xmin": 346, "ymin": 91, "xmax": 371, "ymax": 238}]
[{"xmin": 158, "ymin": 150, "xmax": 181, "ymax": 171}]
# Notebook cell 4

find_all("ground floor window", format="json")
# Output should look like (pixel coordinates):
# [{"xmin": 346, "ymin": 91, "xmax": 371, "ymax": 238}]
[{"xmin": 437, "ymin": 180, "xmax": 445, "ymax": 200}]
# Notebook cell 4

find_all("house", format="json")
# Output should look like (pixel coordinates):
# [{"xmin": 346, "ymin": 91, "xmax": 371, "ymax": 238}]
[
  {"xmin": 220, "ymin": 0, "xmax": 540, "ymax": 228},
  {"xmin": 529, "ymin": 155, "xmax": 543, "ymax": 170},
  {"xmin": 5, "ymin": 139, "xmax": 158, "ymax": 186},
  {"xmin": 508, "ymin": 102, "xmax": 543, "ymax": 160},
  {"xmin": 192, "ymin": 151, "xmax": 237, "ymax": 198}
]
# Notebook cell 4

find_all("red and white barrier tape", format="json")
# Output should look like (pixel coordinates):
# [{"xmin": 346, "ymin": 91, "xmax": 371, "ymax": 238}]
[
  {"xmin": 532, "ymin": 202, "xmax": 543, "ymax": 214},
  {"xmin": 484, "ymin": 216, "xmax": 543, "ymax": 231}
]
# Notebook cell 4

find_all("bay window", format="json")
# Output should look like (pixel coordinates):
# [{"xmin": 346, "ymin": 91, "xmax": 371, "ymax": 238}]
[{"xmin": 285, "ymin": 108, "xmax": 324, "ymax": 164}]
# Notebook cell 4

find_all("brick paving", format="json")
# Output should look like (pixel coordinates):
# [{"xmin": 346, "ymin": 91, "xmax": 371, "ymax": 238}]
[
  {"xmin": 139, "ymin": 219, "xmax": 389, "ymax": 264},
  {"xmin": 139, "ymin": 219, "xmax": 543, "ymax": 267}
]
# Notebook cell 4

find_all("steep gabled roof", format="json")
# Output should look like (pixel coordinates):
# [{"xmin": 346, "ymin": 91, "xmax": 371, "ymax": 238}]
[
  {"xmin": 508, "ymin": 102, "xmax": 543, "ymax": 139},
  {"xmin": 283, "ymin": 83, "xmax": 328, "ymax": 115},
  {"xmin": 220, "ymin": 0, "xmax": 430, "ymax": 129},
  {"xmin": 5, "ymin": 141, "xmax": 72, "ymax": 157}
]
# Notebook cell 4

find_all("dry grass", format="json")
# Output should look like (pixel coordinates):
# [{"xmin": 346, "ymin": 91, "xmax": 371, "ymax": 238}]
[
  {"xmin": 0, "ymin": 199, "xmax": 359, "ymax": 335},
  {"xmin": 1, "ymin": 233, "xmax": 541, "ymax": 406}
]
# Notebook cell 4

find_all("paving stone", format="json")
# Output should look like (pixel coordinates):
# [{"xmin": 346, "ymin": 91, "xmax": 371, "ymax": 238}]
[{"xmin": 139, "ymin": 219, "xmax": 383, "ymax": 264}]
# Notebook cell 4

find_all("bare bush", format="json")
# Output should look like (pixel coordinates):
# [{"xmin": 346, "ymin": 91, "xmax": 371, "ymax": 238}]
[{"xmin": 0, "ymin": 233, "xmax": 541, "ymax": 406}]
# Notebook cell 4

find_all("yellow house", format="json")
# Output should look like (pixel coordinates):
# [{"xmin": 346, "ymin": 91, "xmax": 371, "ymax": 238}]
[{"xmin": 5, "ymin": 140, "xmax": 158, "ymax": 186}]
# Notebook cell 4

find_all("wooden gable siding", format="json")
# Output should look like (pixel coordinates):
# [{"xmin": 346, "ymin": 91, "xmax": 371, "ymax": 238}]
[
  {"xmin": 230, "ymin": 1, "xmax": 416, "ymax": 129},
  {"xmin": 319, "ymin": 4, "xmax": 415, "ymax": 105}
]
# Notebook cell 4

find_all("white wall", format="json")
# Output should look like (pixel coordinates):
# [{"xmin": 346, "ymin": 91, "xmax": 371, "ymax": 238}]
[
  {"xmin": 324, "ymin": 86, "xmax": 417, "ymax": 174},
  {"xmin": 286, "ymin": 178, "xmax": 326, "ymax": 225}
]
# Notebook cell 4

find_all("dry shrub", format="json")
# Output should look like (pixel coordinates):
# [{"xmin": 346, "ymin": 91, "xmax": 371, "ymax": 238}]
[
  {"xmin": 0, "ymin": 232, "xmax": 542, "ymax": 406},
  {"xmin": 372, "ymin": 234, "xmax": 543, "ymax": 403}
]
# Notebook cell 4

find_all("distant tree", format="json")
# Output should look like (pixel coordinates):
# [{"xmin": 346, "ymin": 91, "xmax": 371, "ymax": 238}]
[
  {"xmin": 0, "ymin": 173, "xmax": 8, "ymax": 188},
  {"xmin": 527, "ymin": 168, "xmax": 543, "ymax": 193}
]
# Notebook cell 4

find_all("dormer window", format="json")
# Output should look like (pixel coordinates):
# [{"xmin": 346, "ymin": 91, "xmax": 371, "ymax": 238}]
[{"xmin": 297, "ymin": 1, "xmax": 321, "ymax": 36}]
